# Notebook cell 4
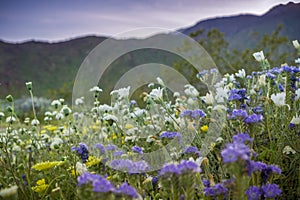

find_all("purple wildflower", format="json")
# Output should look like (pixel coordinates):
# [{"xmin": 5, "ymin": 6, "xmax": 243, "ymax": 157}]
[
  {"xmin": 180, "ymin": 110, "xmax": 193, "ymax": 117},
  {"xmin": 132, "ymin": 146, "xmax": 143, "ymax": 154},
  {"xmin": 184, "ymin": 146, "xmax": 201, "ymax": 156},
  {"xmin": 95, "ymin": 143, "xmax": 106, "ymax": 155},
  {"xmin": 92, "ymin": 178, "xmax": 115, "ymax": 193},
  {"xmin": 191, "ymin": 109, "xmax": 206, "ymax": 119},
  {"xmin": 72, "ymin": 143, "xmax": 89, "ymax": 163},
  {"xmin": 246, "ymin": 186, "xmax": 262, "ymax": 200},
  {"xmin": 113, "ymin": 150, "xmax": 124, "ymax": 157},
  {"xmin": 117, "ymin": 182, "xmax": 139, "ymax": 199},
  {"xmin": 204, "ymin": 183, "xmax": 228, "ymax": 197},
  {"xmin": 262, "ymin": 184, "xmax": 282, "ymax": 198},
  {"xmin": 109, "ymin": 159, "xmax": 150, "ymax": 174},
  {"xmin": 252, "ymin": 106, "xmax": 264, "ymax": 114},
  {"xmin": 106, "ymin": 144, "xmax": 117, "ymax": 151},
  {"xmin": 178, "ymin": 160, "xmax": 201, "ymax": 173},
  {"xmin": 202, "ymin": 179, "xmax": 210, "ymax": 187},
  {"xmin": 160, "ymin": 131, "xmax": 182, "ymax": 139},
  {"xmin": 159, "ymin": 163, "xmax": 180, "ymax": 176},
  {"xmin": 221, "ymin": 142, "xmax": 251, "ymax": 163},
  {"xmin": 232, "ymin": 133, "xmax": 253, "ymax": 144},
  {"xmin": 244, "ymin": 114, "xmax": 263, "ymax": 123},
  {"xmin": 229, "ymin": 109, "xmax": 248, "ymax": 119},
  {"xmin": 228, "ymin": 88, "xmax": 247, "ymax": 101},
  {"xmin": 152, "ymin": 176, "xmax": 159, "ymax": 188}
]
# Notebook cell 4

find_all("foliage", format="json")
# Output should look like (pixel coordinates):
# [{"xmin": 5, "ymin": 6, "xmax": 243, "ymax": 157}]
[{"xmin": 1, "ymin": 43, "xmax": 300, "ymax": 199}]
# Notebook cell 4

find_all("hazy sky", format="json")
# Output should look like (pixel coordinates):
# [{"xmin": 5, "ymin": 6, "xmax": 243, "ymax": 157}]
[{"xmin": 0, "ymin": 0, "xmax": 299, "ymax": 42}]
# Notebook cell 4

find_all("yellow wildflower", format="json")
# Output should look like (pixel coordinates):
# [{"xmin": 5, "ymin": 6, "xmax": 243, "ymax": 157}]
[
  {"xmin": 125, "ymin": 124, "xmax": 134, "ymax": 129},
  {"xmin": 200, "ymin": 125, "xmax": 209, "ymax": 132},
  {"xmin": 112, "ymin": 133, "xmax": 117, "ymax": 140},
  {"xmin": 32, "ymin": 179, "xmax": 49, "ymax": 193},
  {"xmin": 86, "ymin": 156, "xmax": 101, "ymax": 168},
  {"xmin": 32, "ymin": 161, "xmax": 65, "ymax": 171},
  {"xmin": 43, "ymin": 125, "xmax": 58, "ymax": 131}
]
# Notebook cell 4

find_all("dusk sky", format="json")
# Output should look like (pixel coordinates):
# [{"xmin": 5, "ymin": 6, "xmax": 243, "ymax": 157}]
[{"xmin": 1, "ymin": 0, "xmax": 299, "ymax": 42}]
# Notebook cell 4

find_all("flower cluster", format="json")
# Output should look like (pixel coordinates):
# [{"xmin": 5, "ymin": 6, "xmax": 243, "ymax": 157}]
[
  {"xmin": 159, "ymin": 160, "xmax": 201, "ymax": 176},
  {"xmin": 109, "ymin": 159, "xmax": 150, "ymax": 174},
  {"xmin": 78, "ymin": 172, "xmax": 139, "ymax": 198},
  {"xmin": 72, "ymin": 143, "xmax": 89, "ymax": 163}
]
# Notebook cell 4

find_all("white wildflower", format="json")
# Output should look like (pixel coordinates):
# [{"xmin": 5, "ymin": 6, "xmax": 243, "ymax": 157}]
[
  {"xmin": 173, "ymin": 92, "xmax": 180, "ymax": 97},
  {"xmin": 202, "ymin": 92, "xmax": 214, "ymax": 105},
  {"xmin": 0, "ymin": 112, "xmax": 4, "ymax": 117},
  {"xmin": 253, "ymin": 50, "xmax": 265, "ymax": 62},
  {"xmin": 0, "ymin": 185, "xmax": 18, "ymax": 198},
  {"xmin": 215, "ymin": 87, "xmax": 229, "ymax": 103},
  {"xmin": 60, "ymin": 105, "xmax": 72, "ymax": 116},
  {"xmin": 270, "ymin": 92, "xmax": 286, "ymax": 106},
  {"xmin": 89, "ymin": 86, "xmax": 102, "ymax": 92},
  {"xmin": 283, "ymin": 146, "xmax": 296, "ymax": 155},
  {"xmin": 184, "ymin": 84, "xmax": 199, "ymax": 97},
  {"xmin": 55, "ymin": 112, "xmax": 64, "ymax": 120},
  {"xmin": 75, "ymin": 97, "xmax": 84, "ymax": 105},
  {"xmin": 292, "ymin": 40, "xmax": 300, "ymax": 49},
  {"xmin": 295, "ymin": 58, "xmax": 300, "ymax": 64},
  {"xmin": 6, "ymin": 116, "xmax": 16, "ymax": 124},
  {"xmin": 212, "ymin": 105, "xmax": 227, "ymax": 111},
  {"xmin": 156, "ymin": 77, "xmax": 165, "ymax": 86},
  {"xmin": 188, "ymin": 157, "xmax": 205, "ymax": 167},
  {"xmin": 98, "ymin": 104, "xmax": 113, "ymax": 112},
  {"xmin": 290, "ymin": 113, "xmax": 300, "ymax": 125},
  {"xmin": 235, "ymin": 69, "xmax": 246, "ymax": 78},
  {"xmin": 110, "ymin": 86, "xmax": 130, "ymax": 100},
  {"xmin": 295, "ymin": 88, "xmax": 300, "ymax": 100},
  {"xmin": 258, "ymin": 75, "xmax": 266, "ymax": 86},
  {"xmin": 103, "ymin": 114, "xmax": 118, "ymax": 122},
  {"xmin": 224, "ymin": 73, "xmax": 236, "ymax": 82},
  {"xmin": 50, "ymin": 137, "xmax": 64, "ymax": 149},
  {"xmin": 51, "ymin": 100, "xmax": 61, "ymax": 107},
  {"xmin": 76, "ymin": 162, "xmax": 88, "ymax": 175},
  {"xmin": 31, "ymin": 119, "xmax": 40, "ymax": 126},
  {"xmin": 149, "ymin": 87, "xmax": 163, "ymax": 100}
]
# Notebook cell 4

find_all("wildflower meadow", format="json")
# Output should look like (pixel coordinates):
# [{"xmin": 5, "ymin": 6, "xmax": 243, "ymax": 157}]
[{"xmin": 1, "ymin": 40, "xmax": 300, "ymax": 200}]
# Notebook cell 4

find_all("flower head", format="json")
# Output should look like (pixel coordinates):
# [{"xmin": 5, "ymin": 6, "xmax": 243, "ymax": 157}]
[
  {"xmin": 71, "ymin": 143, "xmax": 89, "ymax": 163},
  {"xmin": 271, "ymin": 92, "xmax": 286, "ymax": 106},
  {"xmin": 253, "ymin": 50, "xmax": 265, "ymax": 62},
  {"xmin": 117, "ymin": 182, "xmax": 139, "ymax": 199},
  {"xmin": 262, "ymin": 184, "xmax": 281, "ymax": 198},
  {"xmin": 246, "ymin": 186, "xmax": 262, "ymax": 200}
]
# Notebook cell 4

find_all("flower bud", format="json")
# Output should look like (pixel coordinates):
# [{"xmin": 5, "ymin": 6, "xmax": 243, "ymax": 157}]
[
  {"xmin": 6, "ymin": 95, "xmax": 13, "ymax": 102},
  {"xmin": 25, "ymin": 82, "xmax": 32, "ymax": 91}
]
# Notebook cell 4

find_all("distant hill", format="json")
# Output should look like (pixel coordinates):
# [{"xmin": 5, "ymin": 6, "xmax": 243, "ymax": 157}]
[
  {"xmin": 180, "ymin": 2, "xmax": 300, "ymax": 49},
  {"xmin": 0, "ymin": 2, "xmax": 299, "ymax": 101}
]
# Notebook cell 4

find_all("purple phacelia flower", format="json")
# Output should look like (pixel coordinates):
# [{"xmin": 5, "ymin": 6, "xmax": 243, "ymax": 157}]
[
  {"xmin": 221, "ymin": 142, "xmax": 251, "ymax": 163},
  {"xmin": 191, "ymin": 109, "xmax": 206, "ymax": 119},
  {"xmin": 95, "ymin": 143, "xmax": 106, "ymax": 155},
  {"xmin": 117, "ymin": 182, "xmax": 139, "ymax": 199},
  {"xmin": 160, "ymin": 131, "xmax": 182, "ymax": 139},
  {"xmin": 262, "ymin": 184, "xmax": 282, "ymax": 198},
  {"xmin": 132, "ymin": 146, "xmax": 143, "ymax": 154},
  {"xmin": 204, "ymin": 183, "xmax": 228, "ymax": 197},
  {"xmin": 244, "ymin": 114, "xmax": 263, "ymax": 123},
  {"xmin": 232, "ymin": 133, "xmax": 253, "ymax": 144},
  {"xmin": 246, "ymin": 186, "xmax": 262, "ymax": 200},
  {"xmin": 229, "ymin": 109, "xmax": 248, "ymax": 119},
  {"xmin": 178, "ymin": 160, "xmax": 201, "ymax": 173},
  {"xmin": 72, "ymin": 143, "xmax": 89, "ymax": 163},
  {"xmin": 184, "ymin": 146, "xmax": 201, "ymax": 156}
]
